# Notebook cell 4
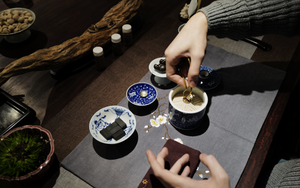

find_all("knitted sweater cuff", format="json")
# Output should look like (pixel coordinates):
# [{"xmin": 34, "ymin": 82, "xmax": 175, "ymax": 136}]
[
  {"xmin": 266, "ymin": 159, "xmax": 300, "ymax": 187},
  {"xmin": 198, "ymin": 0, "xmax": 300, "ymax": 40}
]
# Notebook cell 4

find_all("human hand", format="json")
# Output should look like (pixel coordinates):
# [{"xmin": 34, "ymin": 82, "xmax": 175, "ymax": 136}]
[
  {"xmin": 165, "ymin": 12, "xmax": 208, "ymax": 88},
  {"xmin": 146, "ymin": 147, "xmax": 230, "ymax": 188}
]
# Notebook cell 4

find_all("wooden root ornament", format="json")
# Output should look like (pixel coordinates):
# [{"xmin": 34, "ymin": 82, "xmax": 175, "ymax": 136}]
[{"xmin": 0, "ymin": 0, "xmax": 143, "ymax": 85}]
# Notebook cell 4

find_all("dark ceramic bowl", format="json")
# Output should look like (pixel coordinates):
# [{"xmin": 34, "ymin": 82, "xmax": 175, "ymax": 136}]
[
  {"xmin": 168, "ymin": 86, "xmax": 208, "ymax": 130},
  {"xmin": 0, "ymin": 125, "xmax": 55, "ymax": 184}
]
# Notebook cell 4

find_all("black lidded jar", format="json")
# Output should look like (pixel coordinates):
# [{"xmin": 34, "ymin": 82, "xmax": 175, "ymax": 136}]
[
  {"xmin": 122, "ymin": 24, "xmax": 133, "ymax": 46},
  {"xmin": 93, "ymin": 46, "xmax": 107, "ymax": 71},
  {"xmin": 111, "ymin": 33, "xmax": 123, "ymax": 56}
]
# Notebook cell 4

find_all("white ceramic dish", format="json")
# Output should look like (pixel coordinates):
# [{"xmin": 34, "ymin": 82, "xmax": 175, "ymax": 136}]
[
  {"xmin": 89, "ymin": 106, "xmax": 136, "ymax": 144},
  {"xmin": 178, "ymin": 23, "xmax": 185, "ymax": 33},
  {"xmin": 149, "ymin": 57, "xmax": 171, "ymax": 85}
]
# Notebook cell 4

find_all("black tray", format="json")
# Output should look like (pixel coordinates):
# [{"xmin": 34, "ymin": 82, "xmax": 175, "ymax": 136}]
[{"xmin": 0, "ymin": 89, "xmax": 36, "ymax": 137}]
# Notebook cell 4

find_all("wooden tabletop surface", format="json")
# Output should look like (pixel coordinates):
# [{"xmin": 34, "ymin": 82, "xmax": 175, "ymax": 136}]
[{"xmin": 1, "ymin": 0, "xmax": 300, "ymax": 188}]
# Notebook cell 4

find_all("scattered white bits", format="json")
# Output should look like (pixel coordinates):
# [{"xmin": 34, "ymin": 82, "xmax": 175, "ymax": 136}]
[{"xmin": 174, "ymin": 138, "xmax": 183, "ymax": 144}]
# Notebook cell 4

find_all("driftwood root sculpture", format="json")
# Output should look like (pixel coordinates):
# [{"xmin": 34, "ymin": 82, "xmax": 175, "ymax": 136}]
[{"xmin": 0, "ymin": 0, "xmax": 143, "ymax": 85}]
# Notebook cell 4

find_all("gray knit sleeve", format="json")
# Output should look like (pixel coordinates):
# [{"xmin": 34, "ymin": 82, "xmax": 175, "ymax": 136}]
[
  {"xmin": 199, "ymin": 0, "xmax": 300, "ymax": 39},
  {"xmin": 266, "ymin": 159, "xmax": 300, "ymax": 188}
]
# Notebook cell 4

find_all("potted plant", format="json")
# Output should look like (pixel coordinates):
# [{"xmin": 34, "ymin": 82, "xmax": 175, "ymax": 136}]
[{"xmin": 0, "ymin": 125, "xmax": 55, "ymax": 184}]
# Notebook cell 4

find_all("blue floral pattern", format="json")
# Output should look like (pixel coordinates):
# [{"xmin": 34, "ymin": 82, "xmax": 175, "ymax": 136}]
[
  {"xmin": 89, "ymin": 106, "xmax": 136, "ymax": 144},
  {"xmin": 197, "ymin": 66, "xmax": 220, "ymax": 90},
  {"xmin": 168, "ymin": 103, "xmax": 205, "ymax": 130},
  {"xmin": 126, "ymin": 82, "xmax": 157, "ymax": 106}
]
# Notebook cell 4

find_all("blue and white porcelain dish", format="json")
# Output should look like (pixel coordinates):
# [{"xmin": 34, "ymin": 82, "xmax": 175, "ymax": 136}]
[
  {"xmin": 89, "ymin": 106, "xmax": 136, "ymax": 144},
  {"xmin": 197, "ymin": 66, "xmax": 220, "ymax": 90},
  {"xmin": 126, "ymin": 82, "xmax": 157, "ymax": 106},
  {"xmin": 168, "ymin": 86, "xmax": 208, "ymax": 130}
]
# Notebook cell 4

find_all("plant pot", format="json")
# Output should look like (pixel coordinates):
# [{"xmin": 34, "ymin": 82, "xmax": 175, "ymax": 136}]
[{"xmin": 0, "ymin": 125, "xmax": 55, "ymax": 184}]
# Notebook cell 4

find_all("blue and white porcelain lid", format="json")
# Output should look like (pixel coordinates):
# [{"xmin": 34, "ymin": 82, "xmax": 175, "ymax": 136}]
[
  {"xmin": 197, "ymin": 66, "xmax": 220, "ymax": 90},
  {"xmin": 126, "ymin": 82, "xmax": 157, "ymax": 106}
]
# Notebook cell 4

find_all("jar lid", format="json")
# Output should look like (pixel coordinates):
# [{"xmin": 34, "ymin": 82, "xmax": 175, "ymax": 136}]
[
  {"xmin": 122, "ymin": 24, "xmax": 132, "ymax": 33},
  {"xmin": 93, "ymin": 46, "xmax": 104, "ymax": 56},
  {"xmin": 111, "ymin": 33, "xmax": 121, "ymax": 43}
]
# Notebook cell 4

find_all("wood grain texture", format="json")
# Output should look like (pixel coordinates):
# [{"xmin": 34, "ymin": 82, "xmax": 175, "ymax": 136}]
[
  {"xmin": 0, "ymin": 0, "xmax": 299, "ymax": 187},
  {"xmin": 0, "ymin": 0, "xmax": 142, "ymax": 85},
  {"xmin": 236, "ymin": 41, "xmax": 300, "ymax": 188}
]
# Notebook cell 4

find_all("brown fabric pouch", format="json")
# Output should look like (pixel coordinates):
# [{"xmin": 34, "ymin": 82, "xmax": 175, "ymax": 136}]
[{"xmin": 138, "ymin": 139, "xmax": 201, "ymax": 188}]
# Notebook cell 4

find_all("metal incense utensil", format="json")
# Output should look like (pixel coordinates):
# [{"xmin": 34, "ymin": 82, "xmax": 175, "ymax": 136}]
[
  {"xmin": 139, "ymin": 90, "xmax": 148, "ymax": 98},
  {"xmin": 182, "ymin": 58, "xmax": 193, "ymax": 103},
  {"xmin": 182, "ymin": 78, "xmax": 193, "ymax": 103}
]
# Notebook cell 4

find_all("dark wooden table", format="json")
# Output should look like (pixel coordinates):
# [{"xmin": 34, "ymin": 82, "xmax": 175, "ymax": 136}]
[{"xmin": 1, "ymin": 0, "xmax": 300, "ymax": 188}]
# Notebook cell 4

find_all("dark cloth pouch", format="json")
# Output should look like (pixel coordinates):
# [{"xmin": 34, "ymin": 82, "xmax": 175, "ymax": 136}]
[{"xmin": 137, "ymin": 139, "xmax": 201, "ymax": 188}]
